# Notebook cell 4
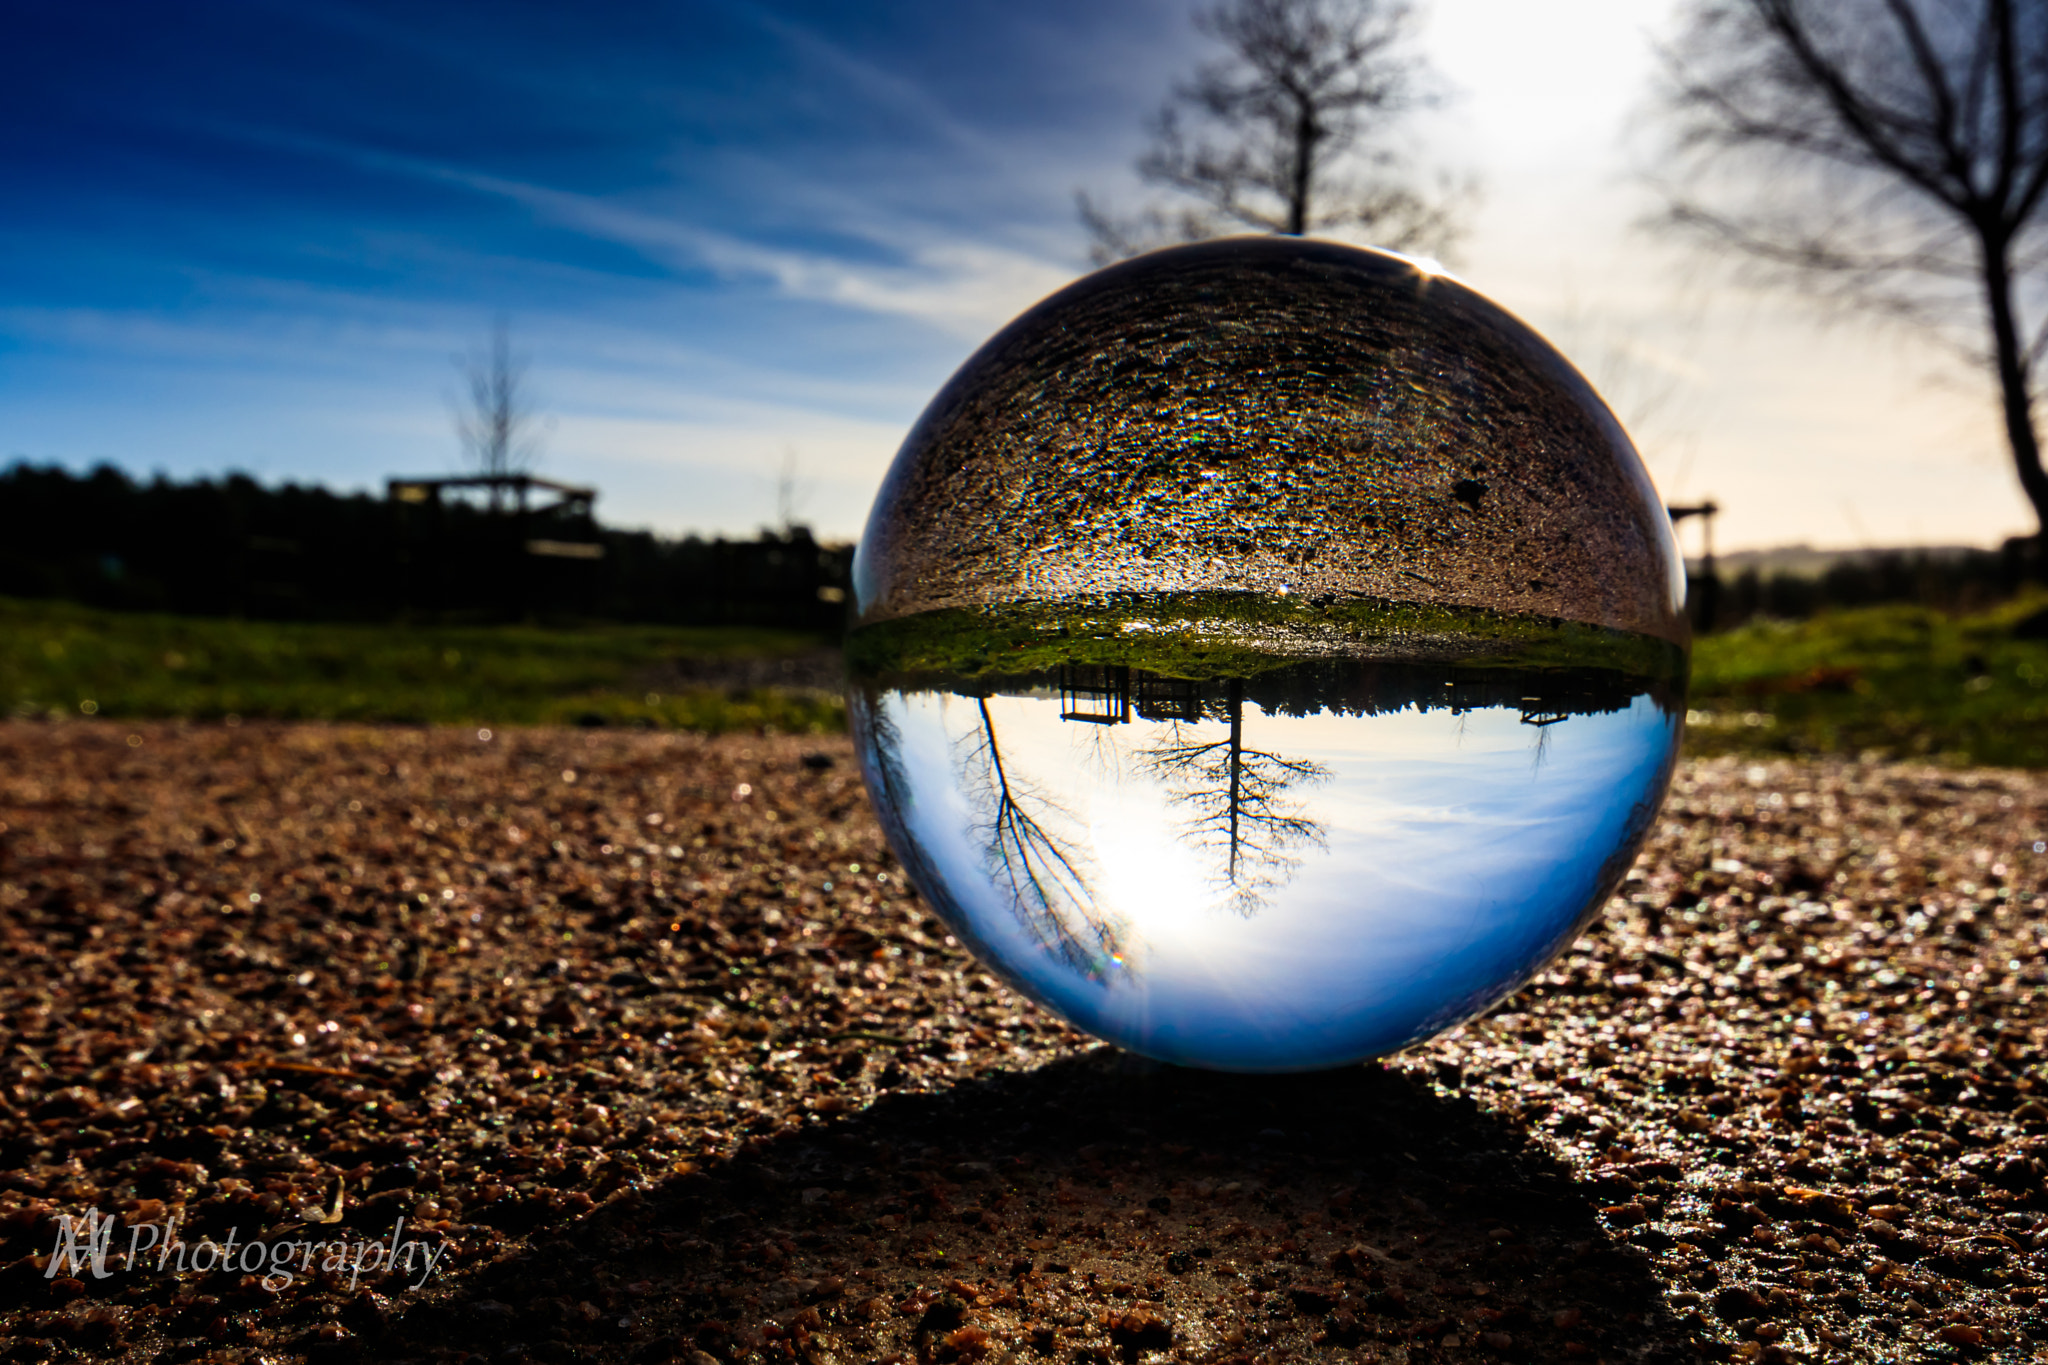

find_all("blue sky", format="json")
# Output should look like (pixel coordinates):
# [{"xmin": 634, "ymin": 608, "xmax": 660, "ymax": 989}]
[
  {"xmin": 0, "ymin": 0, "xmax": 2028, "ymax": 548},
  {"xmin": 2, "ymin": 0, "xmax": 1174, "ymax": 531}
]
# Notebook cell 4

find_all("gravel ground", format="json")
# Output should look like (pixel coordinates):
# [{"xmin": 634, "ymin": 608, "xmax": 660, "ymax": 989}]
[{"xmin": 3, "ymin": 721, "xmax": 2047, "ymax": 1365}]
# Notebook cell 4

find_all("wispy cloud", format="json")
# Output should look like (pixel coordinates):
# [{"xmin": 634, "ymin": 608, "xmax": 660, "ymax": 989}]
[
  {"xmin": 734, "ymin": 1, "xmax": 1007, "ymax": 162},
  {"xmin": 211, "ymin": 123, "xmax": 1076, "ymax": 339},
  {"xmin": 452, "ymin": 169, "xmax": 1074, "ymax": 337}
]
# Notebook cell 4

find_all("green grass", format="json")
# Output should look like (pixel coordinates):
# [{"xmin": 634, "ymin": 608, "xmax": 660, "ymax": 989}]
[
  {"xmin": 0, "ymin": 596, "xmax": 846, "ymax": 734},
  {"xmin": 1689, "ymin": 595, "xmax": 2048, "ymax": 767},
  {"xmin": 848, "ymin": 592, "xmax": 1685, "ymax": 684}
]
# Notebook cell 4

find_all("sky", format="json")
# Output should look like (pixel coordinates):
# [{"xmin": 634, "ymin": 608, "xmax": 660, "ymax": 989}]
[{"xmin": 0, "ymin": 0, "xmax": 2025, "ymax": 552}]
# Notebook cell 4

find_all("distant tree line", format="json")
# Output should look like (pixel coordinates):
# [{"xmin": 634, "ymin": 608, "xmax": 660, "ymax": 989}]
[
  {"xmin": 0, "ymin": 463, "xmax": 851, "ymax": 631},
  {"xmin": 1707, "ymin": 543, "xmax": 2036, "ymax": 628}
]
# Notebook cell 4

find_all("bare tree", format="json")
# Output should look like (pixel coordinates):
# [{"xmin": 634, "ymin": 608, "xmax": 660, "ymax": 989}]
[
  {"xmin": 772, "ymin": 446, "xmax": 813, "ymax": 539},
  {"xmin": 1079, "ymin": 0, "xmax": 1465, "ymax": 263},
  {"xmin": 1138, "ymin": 681, "xmax": 1329, "ymax": 918},
  {"xmin": 958, "ymin": 699, "xmax": 1134, "ymax": 986},
  {"xmin": 455, "ymin": 319, "xmax": 544, "ymax": 500},
  {"xmin": 1652, "ymin": 0, "xmax": 2048, "ymax": 538}
]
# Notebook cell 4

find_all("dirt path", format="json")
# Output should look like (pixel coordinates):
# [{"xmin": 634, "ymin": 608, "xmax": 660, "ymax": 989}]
[{"xmin": 2, "ymin": 722, "xmax": 2045, "ymax": 1363}]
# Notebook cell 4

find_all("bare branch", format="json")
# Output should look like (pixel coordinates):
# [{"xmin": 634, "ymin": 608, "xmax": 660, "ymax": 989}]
[{"xmin": 958, "ymin": 699, "xmax": 1129, "ymax": 983}]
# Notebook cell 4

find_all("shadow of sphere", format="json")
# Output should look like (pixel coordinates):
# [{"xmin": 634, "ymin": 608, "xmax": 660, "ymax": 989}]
[{"xmin": 371, "ymin": 1051, "xmax": 1691, "ymax": 1364}]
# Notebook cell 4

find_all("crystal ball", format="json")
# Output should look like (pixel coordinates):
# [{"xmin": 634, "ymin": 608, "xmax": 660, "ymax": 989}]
[{"xmin": 847, "ymin": 236, "xmax": 1687, "ymax": 1072}]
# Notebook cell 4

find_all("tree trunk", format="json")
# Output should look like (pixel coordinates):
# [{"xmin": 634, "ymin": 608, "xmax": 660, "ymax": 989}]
[
  {"xmin": 1226, "ymin": 680, "xmax": 1244, "ymax": 883},
  {"xmin": 1981, "ymin": 228, "xmax": 2048, "ymax": 548},
  {"xmin": 1288, "ymin": 101, "xmax": 1314, "ymax": 235}
]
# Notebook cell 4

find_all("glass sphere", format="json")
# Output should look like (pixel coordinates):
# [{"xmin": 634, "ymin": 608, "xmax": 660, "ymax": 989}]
[{"xmin": 848, "ymin": 236, "xmax": 1687, "ymax": 1072}]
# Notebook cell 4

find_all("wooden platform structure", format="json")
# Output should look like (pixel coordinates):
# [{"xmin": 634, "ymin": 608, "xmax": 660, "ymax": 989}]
[
  {"xmin": 387, "ymin": 473, "xmax": 596, "ymax": 519},
  {"xmin": 384, "ymin": 473, "xmax": 605, "ymax": 614}
]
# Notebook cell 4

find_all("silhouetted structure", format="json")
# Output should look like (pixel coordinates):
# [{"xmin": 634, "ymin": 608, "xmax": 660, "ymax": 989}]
[
  {"xmin": 1137, "ymin": 675, "xmax": 1206, "ymax": 724},
  {"xmin": 1668, "ymin": 500, "xmax": 1720, "ymax": 631},
  {"xmin": 1059, "ymin": 664, "xmax": 1132, "ymax": 724},
  {"xmin": 388, "ymin": 473, "xmax": 596, "ymax": 518},
  {"xmin": 386, "ymin": 474, "xmax": 604, "ymax": 617}
]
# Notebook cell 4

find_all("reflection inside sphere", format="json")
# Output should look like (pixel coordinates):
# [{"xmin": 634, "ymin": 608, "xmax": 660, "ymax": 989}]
[
  {"xmin": 851, "ymin": 632, "xmax": 1682, "ymax": 1072},
  {"xmin": 847, "ymin": 238, "xmax": 1689, "ymax": 1071}
]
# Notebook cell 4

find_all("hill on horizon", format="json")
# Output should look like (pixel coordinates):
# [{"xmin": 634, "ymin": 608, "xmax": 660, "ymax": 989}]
[{"xmin": 1691, "ymin": 542, "xmax": 1993, "ymax": 578}]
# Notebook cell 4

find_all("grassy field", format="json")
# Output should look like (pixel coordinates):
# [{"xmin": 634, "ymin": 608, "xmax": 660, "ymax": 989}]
[
  {"xmin": 1688, "ymin": 593, "xmax": 2048, "ymax": 767},
  {"xmin": 13, "ymin": 592, "xmax": 2048, "ymax": 764},
  {"xmin": 0, "ymin": 596, "xmax": 845, "ymax": 733}
]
